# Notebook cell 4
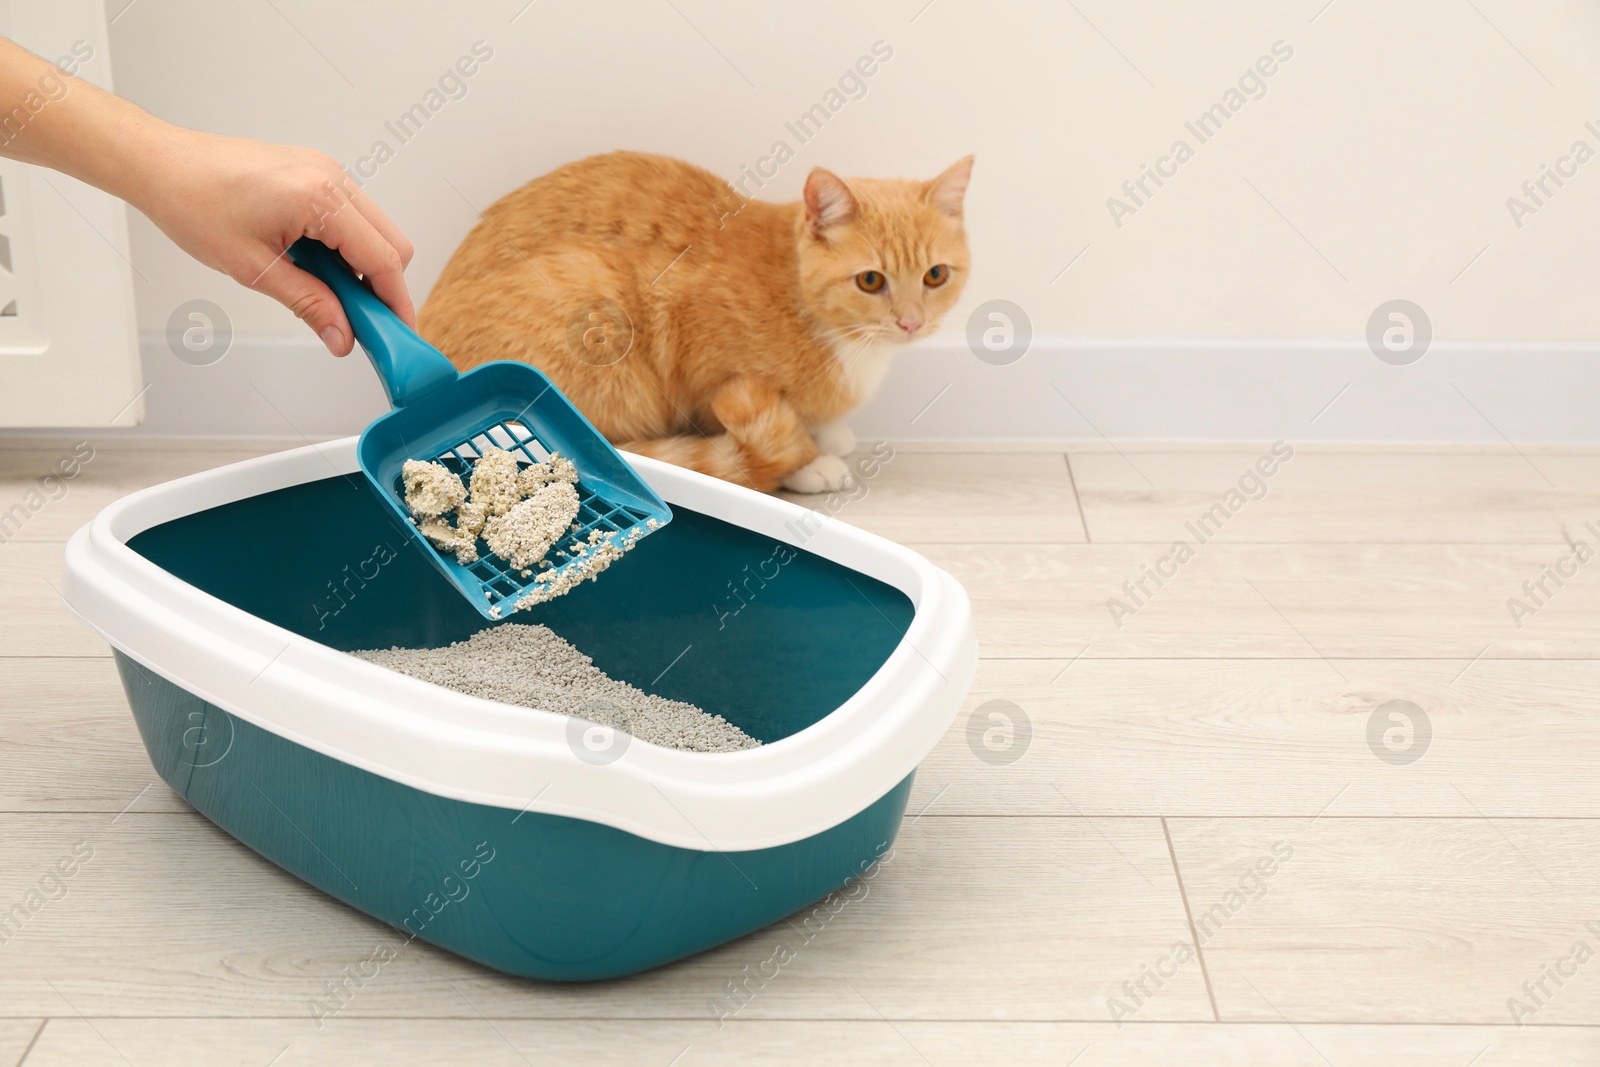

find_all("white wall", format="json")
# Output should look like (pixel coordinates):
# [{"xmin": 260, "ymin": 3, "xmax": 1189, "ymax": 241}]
[{"xmin": 96, "ymin": 0, "xmax": 1600, "ymax": 441}]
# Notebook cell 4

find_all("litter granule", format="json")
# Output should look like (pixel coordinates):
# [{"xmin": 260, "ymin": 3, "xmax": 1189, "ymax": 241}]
[
  {"xmin": 512, "ymin": 519, "xmax": 661, "ymax": 610},
  {"xmin": 352, "ymin": 623, "xmax": 760, "ymax": 754},
  {"xmin": 484, "ymin": 480, "xmax": 580, "ymax": 570}
]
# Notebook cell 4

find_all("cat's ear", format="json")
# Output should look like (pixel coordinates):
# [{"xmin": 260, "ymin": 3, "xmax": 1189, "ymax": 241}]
[
  {"xmin": 927, "ymin": 155, "xmax": 975, "ymax": 218},
  {"xmin": 803, "ymin": 168, "xmax": 857, "ymax": 236}
]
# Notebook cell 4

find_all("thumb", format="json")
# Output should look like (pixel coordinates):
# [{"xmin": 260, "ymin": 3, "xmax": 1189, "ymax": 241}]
[{"xmin": 254, "ymin": 259, "xmax": 354, "ymax": 356}]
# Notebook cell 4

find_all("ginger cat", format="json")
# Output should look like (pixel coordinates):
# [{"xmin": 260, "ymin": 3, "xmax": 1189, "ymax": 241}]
[{"xmin": 418, "ymin": 151, "xmax": 972, "ymax": 493}]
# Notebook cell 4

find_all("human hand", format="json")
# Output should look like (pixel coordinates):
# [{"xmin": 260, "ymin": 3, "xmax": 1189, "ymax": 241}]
[
  {"xmin": 0, "ymin": 37, "xmax": 414, "ymax": 356},
  {"xmin": 126, "ymin": 127, "xmax": 416, "ymax": 356}
]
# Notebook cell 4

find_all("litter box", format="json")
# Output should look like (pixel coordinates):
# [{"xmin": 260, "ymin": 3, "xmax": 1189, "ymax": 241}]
[{"xmin": 61, "ymin": 439, "xmax": 977, "ymax": 980}]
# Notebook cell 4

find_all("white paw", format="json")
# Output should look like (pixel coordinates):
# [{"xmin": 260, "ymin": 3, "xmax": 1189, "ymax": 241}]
[
  {"xmin": 811, "ymin": 422, "xmax": 856, "ymax": 457},
  {"xmin": 782, "ymin": 453, "xmax": 853, "ymax": 494}
]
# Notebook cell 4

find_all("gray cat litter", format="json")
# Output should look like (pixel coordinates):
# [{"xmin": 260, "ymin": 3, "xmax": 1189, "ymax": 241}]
[{"xmin": 353, "ymin": 623, "xmax": 760, "ymax": 754}]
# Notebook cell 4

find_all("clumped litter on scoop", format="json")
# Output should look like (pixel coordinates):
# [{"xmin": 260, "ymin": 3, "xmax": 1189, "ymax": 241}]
[
  {"xmin": 416, "ymin": 516, "xmax": 479, "ymax": 565},
  {"xmin": 352, "ymin": 623, "xmax": 760, "ymax": 754},
  {"xmin": 485, "ymin": 480, "xmax": 581, "ymax": 570},
  {"xmin": 403, "ymin": 446, "xmax": 580, "ymax": 569},
  {"xmin": 465, "ymin": 447, "xmax": 523, "ymax": 517},
  {"xmin": 400, "ymin": 459, "xmax": 466, "ymax": 518},
  {"xmin": 400, "ymin": 445, "xmax": 661, "ymax": 614},
  {"xmin": 518, "ymin": 454, "xmax": 577, "ymax": 495}
]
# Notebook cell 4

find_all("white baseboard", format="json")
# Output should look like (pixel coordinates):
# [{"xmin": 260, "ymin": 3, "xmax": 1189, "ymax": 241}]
[
  {"xmin": 10, "ymin": 333, "xmax": 1598, "ymax": 446},
  {"xmin": 848, "ymin": 338, "xmax": 1600, "ymax": 446}
]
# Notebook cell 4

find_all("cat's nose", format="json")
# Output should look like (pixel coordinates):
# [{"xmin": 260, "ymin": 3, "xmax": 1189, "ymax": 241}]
[{"xmin": 897, "ymin": 318, "xmax": 923, "ymax": 335}]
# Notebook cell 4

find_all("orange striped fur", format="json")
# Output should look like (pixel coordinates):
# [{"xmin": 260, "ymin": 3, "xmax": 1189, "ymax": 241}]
[{"xmin": 418, "ymin": 151, "xmax": 972, "ymax": 492}]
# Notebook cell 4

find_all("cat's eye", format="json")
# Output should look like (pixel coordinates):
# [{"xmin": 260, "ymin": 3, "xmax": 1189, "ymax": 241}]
[
  {"xmin": 855, "ymin": 270, "xmax": 886, "ymax": 293},
  {"xmin": 924, "ymin": 264, "xmax": 950, "ymax": 288}
]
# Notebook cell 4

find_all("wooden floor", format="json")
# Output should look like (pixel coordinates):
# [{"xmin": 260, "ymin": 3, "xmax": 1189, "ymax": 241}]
[{"xmin": 4, "ymin": 440, "xmax": 1600, "ymax": 1065}]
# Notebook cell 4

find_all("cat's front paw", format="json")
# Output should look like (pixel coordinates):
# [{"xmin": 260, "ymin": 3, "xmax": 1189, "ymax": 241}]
[
  {"xmin": 782, "ymin": 454, "xmax": 854, "ymax": 494},
  {"xmin": 811, "ymin": 422, "xmax": 856, "ymax": 457}
]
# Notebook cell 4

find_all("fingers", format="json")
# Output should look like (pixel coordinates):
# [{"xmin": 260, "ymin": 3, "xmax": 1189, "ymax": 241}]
[
  {"xmin": 314, "ymin": 191, "xmax": 418, "ymax": 329},
  {"xmin": 251, "ymin": 251, "xmax": 354, "ymax": 356},
  {"xmin": 345, "ymin": 183, "xmax": 414, "ymax": 269},
  {"xmin": 245, "ymin": 157, "xmax": 416, "ymax": 355}
]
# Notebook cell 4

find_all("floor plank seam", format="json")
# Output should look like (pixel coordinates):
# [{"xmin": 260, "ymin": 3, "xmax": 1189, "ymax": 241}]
[
  {"xmin": 1062, "ymin": 453, "xmax": 1091, "ymax": 543},
  {"xmin": 2, "ymin": 810, "xmax": 198, "ymax": 817},
  {"xmin": 1159, "ymin": 816, "xmax": 1220, "ymax": 1023},
  {"xmin": 13, "ymin": 1018, "xmax": 45, "ymax": 1067}
]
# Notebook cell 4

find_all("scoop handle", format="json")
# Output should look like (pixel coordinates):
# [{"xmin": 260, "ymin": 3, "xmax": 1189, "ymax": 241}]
[{"xmin": 287, "ymin": 237, "xmax": 458, "ymax": 408}]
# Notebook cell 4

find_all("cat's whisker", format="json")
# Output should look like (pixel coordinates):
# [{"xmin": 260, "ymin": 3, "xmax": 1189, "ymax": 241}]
[
  {"xmin": 830, "ymin": 330, "xmax": 869, "ymax": 352},
  {"xmin": 813, "ymin": 323, "xmax": 878, "ymax": 344},
  {"xmin": 837, "ymin": 332, "xmax": 888, "ymax": 365},
  {"xmin": 818, "ymin": 324, "xmax": 902, "ymax": 353}
]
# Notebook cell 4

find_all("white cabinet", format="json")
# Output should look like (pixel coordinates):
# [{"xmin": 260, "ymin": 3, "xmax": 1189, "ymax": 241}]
[{"xmin": 0, "ymin": 0, "xmax": 142, "ymax": 427}]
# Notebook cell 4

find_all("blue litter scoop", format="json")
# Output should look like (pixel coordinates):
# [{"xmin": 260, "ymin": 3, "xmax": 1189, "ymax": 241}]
[{"xmin": 287, "ymin": 237, "xmax": 671, "ymax": 620}]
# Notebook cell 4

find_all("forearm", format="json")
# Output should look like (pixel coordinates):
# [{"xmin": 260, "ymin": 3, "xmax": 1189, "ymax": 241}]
[
  {"xmin": 0, "ymin": 36, "xmax": 175, "ymax": 207},
  {"xmin": 0, "ymin": 34, "xmax": 416, "ymax": 350}
]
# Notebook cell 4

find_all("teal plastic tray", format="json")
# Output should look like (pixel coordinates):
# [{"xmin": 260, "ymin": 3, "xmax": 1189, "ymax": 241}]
[{"xmin": 117, "ymin": 471, "xmax": 918, "ymax": 979}]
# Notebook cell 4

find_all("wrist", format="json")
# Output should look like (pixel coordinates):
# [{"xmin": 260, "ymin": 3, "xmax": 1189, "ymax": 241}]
[{"xmin": 89, "ymin": 110, "xmax": 192, "ymax": 215}]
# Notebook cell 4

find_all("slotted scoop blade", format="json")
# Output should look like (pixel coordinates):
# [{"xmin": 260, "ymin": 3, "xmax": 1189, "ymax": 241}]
[{"xmin": 289, "ymin": 238, "xmax": 671, "ymax": 619}]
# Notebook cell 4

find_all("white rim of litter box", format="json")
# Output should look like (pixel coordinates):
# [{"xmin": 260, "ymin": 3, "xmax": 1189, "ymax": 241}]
[{"xmin": 61, "ymin": 438, "xmax": 977, "ymax": 852}]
